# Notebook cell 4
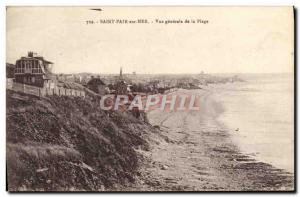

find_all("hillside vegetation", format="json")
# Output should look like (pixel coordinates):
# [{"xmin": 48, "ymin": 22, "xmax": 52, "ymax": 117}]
[{"xmin": 6, "ymin": 90, "xmax": 154, "ymax": 191}]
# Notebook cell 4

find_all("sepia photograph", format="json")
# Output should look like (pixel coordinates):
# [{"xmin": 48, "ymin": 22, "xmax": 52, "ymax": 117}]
[{"xmin": 6, "ymin": 6, "xmax": 295, "ymax": 192}]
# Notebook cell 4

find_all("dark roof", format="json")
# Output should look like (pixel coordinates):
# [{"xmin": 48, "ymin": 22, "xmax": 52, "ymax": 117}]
[
  {"xmin": 35, "ymin": 56, "xmax": 53, "ymax": 64},
  {"xmin": 87, "ymin": 78, "xmax": 106, "ymax": 86},
  {"xmin": 18, "ymin": 56, "xmax": 53, "ymax": 64}
]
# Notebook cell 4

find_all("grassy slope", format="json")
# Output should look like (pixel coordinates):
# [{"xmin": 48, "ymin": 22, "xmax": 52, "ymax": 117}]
[{"xmin": 6, "ymin": 90, "xmax": 153, "ymax": 191}]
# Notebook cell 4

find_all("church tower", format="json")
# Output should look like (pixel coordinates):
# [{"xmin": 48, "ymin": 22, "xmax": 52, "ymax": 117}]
[{"xmin": 119, "ymin": 67, "xmax": 123, "ymax": 80}]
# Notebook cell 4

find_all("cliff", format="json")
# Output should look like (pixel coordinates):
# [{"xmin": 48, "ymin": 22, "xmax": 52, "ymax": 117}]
[{"xmin": 6, "ymin": 89, "xmax": 153, "ymax": 191}]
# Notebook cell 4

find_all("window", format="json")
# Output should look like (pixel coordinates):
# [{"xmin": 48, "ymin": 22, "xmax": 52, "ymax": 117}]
[
  {"xmin": 31, "ymin": 77, "xmax": 35, "ymax": 83},
  {"xmin": 21, "ymin": 61, "xmax": 25, "ymax": 73}
]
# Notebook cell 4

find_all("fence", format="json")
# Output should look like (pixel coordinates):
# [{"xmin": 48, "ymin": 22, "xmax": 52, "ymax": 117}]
[{"xmin": 7, "ymin": 81, "xmax": 85, "ymax": 98}]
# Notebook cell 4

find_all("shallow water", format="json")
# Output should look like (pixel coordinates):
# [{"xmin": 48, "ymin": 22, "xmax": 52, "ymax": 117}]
[{"xmin": 211, "ymin": 73, "xmax": 294, "ymax": 173}]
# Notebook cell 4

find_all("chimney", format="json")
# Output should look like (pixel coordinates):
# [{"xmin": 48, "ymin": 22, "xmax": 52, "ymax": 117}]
[{"xmin": 28, "ymin": 51, "xmax": 33, "ymax": 57}]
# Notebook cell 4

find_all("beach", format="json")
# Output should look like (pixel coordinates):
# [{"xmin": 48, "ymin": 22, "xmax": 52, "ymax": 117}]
[{"xmin": 130, "ymin": 83, "xmax": 294, "ymax": 191}]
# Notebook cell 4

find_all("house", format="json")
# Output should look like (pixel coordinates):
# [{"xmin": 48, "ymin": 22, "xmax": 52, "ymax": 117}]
[
  {"xmin": 86, "ymin": 76, "xmax": 107, "ymax": 95},
  {"xmin": 14, "ymin": 52, "xmax": 54, "ymax": 87}
]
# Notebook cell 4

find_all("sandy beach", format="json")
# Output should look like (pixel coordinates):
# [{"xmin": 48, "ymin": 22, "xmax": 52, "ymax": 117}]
[{"xmin": 129, "ymin": 88, "xmax": 294, "ymax": 191}]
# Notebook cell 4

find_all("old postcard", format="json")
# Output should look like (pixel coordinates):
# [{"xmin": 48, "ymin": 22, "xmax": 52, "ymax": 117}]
[{"xmin": 6, "ymin": 6, "xmax": 294, "ymax": 192}]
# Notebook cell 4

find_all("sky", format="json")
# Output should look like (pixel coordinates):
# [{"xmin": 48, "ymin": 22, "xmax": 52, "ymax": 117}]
[{"xmin": 6, "ymin": 6, "xmax": 294, "ymax": 74}]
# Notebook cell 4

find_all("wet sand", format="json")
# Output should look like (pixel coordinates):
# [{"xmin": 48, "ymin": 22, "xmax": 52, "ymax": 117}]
[{"xmin": 129, "ymin": 89, "xmax": 294, "ymax": 191}]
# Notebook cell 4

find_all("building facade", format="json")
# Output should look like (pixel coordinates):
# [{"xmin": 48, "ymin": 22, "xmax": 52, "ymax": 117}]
[{"xmin": 14, "ymin": 52, "xmax": 54, "ymax": 87}]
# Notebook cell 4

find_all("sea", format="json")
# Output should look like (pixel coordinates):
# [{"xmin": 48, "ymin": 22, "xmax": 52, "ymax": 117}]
[{"xmin": 212, "ymin": 73, "xmax": 294, "ymax": 173}]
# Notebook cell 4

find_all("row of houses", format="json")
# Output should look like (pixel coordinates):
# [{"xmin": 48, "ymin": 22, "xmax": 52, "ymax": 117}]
[
  {"xmin": 6, "ymin": 52, "xmax": 132, "ymax": 98},
  {"xmin": 8, "ymin": 52, "xmax": 241, "ymax": 98}
]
